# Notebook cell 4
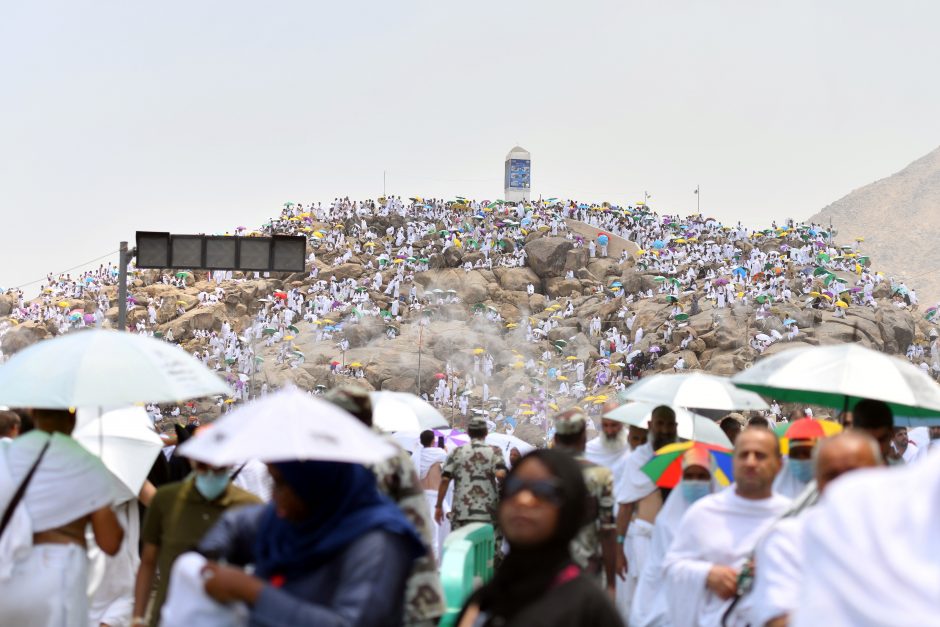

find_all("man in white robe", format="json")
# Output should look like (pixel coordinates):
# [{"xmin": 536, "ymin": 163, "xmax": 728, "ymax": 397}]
[
  {"xmin": 0, "ymin": 409, "xmax": 124, "ymax": 627},
  {"xmin": 630, "ymin": 447, "xmax": 716, "ymax": 627},
  {"xmin": 747, "ymin": 432, "xmax": 880, "ymax": 627},
  {"xmin": 792, "ymin": 442, "xmax": 940, "ymax": 626},
  {"xmin": 412, "ymin": 429, "xmax": 450, "ymax": 560},
  {"xmin": 663, "ymin": 427, "xmax": 791, "ymax": 626},
  {"xmin": 615, "ymin": 406, "xmax": 679, "ymax": 617}
]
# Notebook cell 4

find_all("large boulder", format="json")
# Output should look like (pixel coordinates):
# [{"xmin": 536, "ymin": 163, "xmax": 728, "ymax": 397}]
[
  {"xmin": 0, "ymin": 322, "xmax": 51, "ymax": 355},
  {"xmin": 877, "ymin": 309, "xmax": 915, "ymax": 354},
  {"xmin": 544, "ymin": 278, "xmax": 582, "ymax": 299},
  {"xmin": 524, "ymin": 238, "xmax": 574, "ymax": 279},
  {"xmin": 495, "ymin": 267, "xmax": 541, "ymax": 292}
]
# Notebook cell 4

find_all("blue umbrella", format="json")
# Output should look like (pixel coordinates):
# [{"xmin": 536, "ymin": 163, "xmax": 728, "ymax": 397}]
[
  {"xmin": 598, "ymin": 235, "xmax": 609, "ymax": 246},
  {"xmin": 652, "ymin": 240, "xmax": 666, "ymax": 249},
  {"xmin": 783, "ymin": 318, "xmax": 797, "ymax": 326},
  {"xmin": 732, "ymin": 267, "xmax": 747, "ymax": 278}
]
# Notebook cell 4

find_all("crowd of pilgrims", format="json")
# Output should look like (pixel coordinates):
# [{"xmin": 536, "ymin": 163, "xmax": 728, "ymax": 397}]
[
  {"xmin": 2, "ymin": 196, "xmax": 940, "ymax": 430},
  {"xmin": 1, "ymin": 390, "xmax": 938, "ymax": 626}
]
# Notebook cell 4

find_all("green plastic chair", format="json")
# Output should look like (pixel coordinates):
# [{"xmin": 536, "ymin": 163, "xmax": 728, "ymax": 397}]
[{"xmin": 438, "ymin": 522, "xmax": 495, "ymax": 627}]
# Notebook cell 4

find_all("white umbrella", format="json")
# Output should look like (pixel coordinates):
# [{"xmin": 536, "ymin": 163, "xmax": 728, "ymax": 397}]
[
  {"xmin": 485, "ymin": 432, "xmax": 536, "ymax": 464},
  {"xmin": 732, "ymin": 343, "xmax": 940, "ymax": 418},
  {"xmin": 370, "ymin": 391, "xmax": 449, "ymax": 432},
  {"xmin": 603, "ymin": 402, "xmax": 732, "ymax": 448},
  {"xmin": 620, "ymin": 372, "xmax": 769, "ymax": 411},
  {"xmin": 73, "ymin": 406, "xmax": 164, "ymax": 498},
  {"xmin": 0, "ymin": 330, "xmax": 230, "ymax": 408},
  {"xmin": 179, "ymin": 387, "xmax": 396, "ymax": 465}
]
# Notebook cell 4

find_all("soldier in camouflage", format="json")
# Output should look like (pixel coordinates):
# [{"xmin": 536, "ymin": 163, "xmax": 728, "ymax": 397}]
[
  {"xmin": 553, "ymin": 408, "xmax": 618, "ymax": 598},
  {"xmin": 434, "ymin": 416, "xmax": 507, "ymax": 565},
  {"xmin": 325, "ymin": 387, "xmax": 445, "ymax": 627}
]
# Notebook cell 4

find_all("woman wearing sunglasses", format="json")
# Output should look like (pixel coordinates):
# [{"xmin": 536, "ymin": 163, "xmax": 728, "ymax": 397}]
[{"xmin": 457, "ymin": 449, "xmax": 624, "ymax": 627}]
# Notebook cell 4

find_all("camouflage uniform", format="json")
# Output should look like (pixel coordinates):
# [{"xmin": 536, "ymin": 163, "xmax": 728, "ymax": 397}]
[
  {"xmin": 571, "ymin": 455, "xmax": 616, "ymax": 585},
  {"xmin": 554, "ymin": 407, "xmax": 616, "ymax": 586},
  {"xmin": 441, "ymin": 435, "xmax": 507, "ymax": 564},
  {"xmin": 371, "ymin": 434, "xmax": 447, "ymax": 627},
  {"xmin": 324, "ymin": 386, "xmax": 445, "ymax": 627}
]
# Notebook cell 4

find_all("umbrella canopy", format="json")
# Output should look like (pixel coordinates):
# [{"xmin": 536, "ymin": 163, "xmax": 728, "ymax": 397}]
[
  {"xmin": 178, "ymin": 387, "xmax": 396, "ymax": 465},
  {"xmin": 732, "ymin": 344, "xmax": 940, "ymax": 418},
  {"xmin": 74, "ymin": 406, "xmax": 164, "ymax": 498},
  {"xmin": 603, "ymin": 402, "xmax": 733, "ymax": 448},
  {"xmin": 433, "ymin": 428, "xmax": 470, "ymax": 449},
  {"xmin": 0, "ymin": 330, "xmax": 230, "ymax": 408},
  {"xmin": 642, "ymin": 441, "xmax": 733, "ymax": 488},
  {"xmin": 773, "ymin": 418, "xmax": 843, "ymax": 455},
  {"xmin": 370, "ymin": 391, "xmax": 449, "ymax": 432},
  {"xmin": 620, "ymin": 372, "xmax": 769, "ymax": 411}
]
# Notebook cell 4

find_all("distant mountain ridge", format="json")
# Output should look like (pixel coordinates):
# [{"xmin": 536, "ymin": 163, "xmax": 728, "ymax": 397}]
[{"xmin": 810, "ymin": 145, "xmax": 940, "ymax": 305}]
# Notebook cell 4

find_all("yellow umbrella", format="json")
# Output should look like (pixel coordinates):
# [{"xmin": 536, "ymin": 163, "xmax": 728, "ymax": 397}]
[
  {"xmin": 349, "ymin": 362, "xmax": 363, "ymax": 368},
  {"xmin": 635, "ymin": 249, "xmax": 647, "ymax": 256},
  {"xmin": 364, "ymin": 241, "xmax": 376, "ymax": 247},
  {"xmin": 57, "ymin": 301, "xmax": 70, "ymax": 308},
  {"xmin": 513, "ymin": 361, "xmax": 524, "ymax": 369},
  {"xmin": 549, "ymin": 403, "xmax": 559, "ymax": 411},
  {"xmin": 520, "ymin": 403, "xmax": 531, "ymax": 408},
  {"xmin": 593, "ymin": 399, "xmax": 606, "ymax": 405},
  {"xmin": 473, "ymin": 348, "xmax": 486, "ymax": 355},
  {"xmin": 835, "ymin": 301, "xmax": 848, "ymax": 308},
  {"xmin": 855, "ymin": 237, "xmax": 864, "ymax": 242},
  {"xmin": 566, "ymin": 356, "xmax": 579, "ymax": 361},
  {"xmin": 284, "ymin": 335, "xmax": 295, "ymax": 341},
  {"xmin": 393, "ymin": 259, "xmax": 404, "ymax": 264},
  {"xmin": 556, "ymin": 375, "xmax": 568, "ymax": 381},
  {"xmin": 323, "ymin": 319, "xmax": 335, "ymax": 324},
  {"xmin": 505, "ymin": 323, "xmax": 518, "ymax": 328},
  {"xmin": 522, "ymin": 410, "xmax": 536, "ymax": 415}
]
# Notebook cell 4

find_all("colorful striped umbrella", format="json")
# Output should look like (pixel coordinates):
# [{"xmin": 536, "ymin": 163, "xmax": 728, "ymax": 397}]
[
  {"xmin": 773, "ymin": 418, "xmax": 842, "ymax": 455},
  {"xmin": 642, "ymin": 441, "xmax": 734, "ymax": 488}
]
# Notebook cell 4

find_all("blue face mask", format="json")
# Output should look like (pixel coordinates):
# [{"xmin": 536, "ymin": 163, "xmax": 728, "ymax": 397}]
[
  {"xmin": 194, "ymin": 471, "xmax": 230, "ymax": 501},
  {"xmin": 681, "ymin": 480, "xmax": 711, "ymax": 504},
  {"xmin": 788, "ymin": 458, "xmax": 814, "ymax": 484}
]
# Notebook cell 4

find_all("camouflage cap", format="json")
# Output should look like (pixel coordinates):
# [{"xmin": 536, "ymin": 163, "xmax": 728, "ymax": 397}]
[
  {"xmin": 467, "ymin": 416, "xmax": 488, "ymax": 431},
  {"xmin": 323, "ymin": 385, "xmax": 373, "ymax": 426},
  {"xmin": 554, "ymin": 407, "xmax": 588, "ymax": 435}
]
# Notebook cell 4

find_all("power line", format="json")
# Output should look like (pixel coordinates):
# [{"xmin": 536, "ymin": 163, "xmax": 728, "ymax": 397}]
[{"xmin": 6, "ymin": 249, "xmax": 120, "ymax": 291}]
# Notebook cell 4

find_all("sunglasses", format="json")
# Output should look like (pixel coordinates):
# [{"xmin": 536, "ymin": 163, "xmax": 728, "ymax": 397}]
[{"xmin": 503, "ymin": 476, "xmax": 564, "ymax": 505}]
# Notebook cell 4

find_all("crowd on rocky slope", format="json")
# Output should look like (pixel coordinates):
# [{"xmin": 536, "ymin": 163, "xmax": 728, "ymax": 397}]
[{"xmin": 1, "ymin": 196, "xmax": 937, "ymax": 442}]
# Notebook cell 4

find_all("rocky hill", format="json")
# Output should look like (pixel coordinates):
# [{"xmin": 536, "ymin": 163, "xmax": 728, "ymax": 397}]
[
  {"xmin": 809, "ymin": 145, "xmax": 940, "ymax": 306},
  {"xmin": 0, "ymin": 198, "xmax": 935, "ymax": 443}
]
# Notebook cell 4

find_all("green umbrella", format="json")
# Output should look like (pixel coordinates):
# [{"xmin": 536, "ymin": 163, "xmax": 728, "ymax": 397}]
[
  {"xmin": 287, "ymin": 325, "xmax": 299, "ymax": 334},
  {"xmin": 756, "ymin": 295, "xmax": 772, "ymax": 304},
  {"xmin": 674, "ymin": 313, "xmax": 690, "ymax": 322},
  {"xmin": 418, "ymin": 258, "xmax": 430, "ymax": 263},
  {"xmin": 175, "ymin": 271, "xmax": 192, "ymax": 279},
  {"xmin": 262, "ymin": 328, "xmax": 276, "ymax": 336},
  {"xmin": 654, "ymin": 276, "xmax": 667, "ymax": 283}
]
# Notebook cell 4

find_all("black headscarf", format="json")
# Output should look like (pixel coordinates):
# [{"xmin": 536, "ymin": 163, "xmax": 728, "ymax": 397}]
[{"xmin": 473, "ymin": 449, "xmax": 590, "ymax": 623}]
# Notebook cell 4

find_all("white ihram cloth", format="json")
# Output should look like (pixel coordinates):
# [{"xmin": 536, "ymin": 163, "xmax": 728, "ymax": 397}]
[
  {"xmin": 161, "ymin": 552, "xmax": 248, "ymax": 627},
  {"xmin": 0, "ymin": 432, "xmax": 122, "ymax": 627},
  {"xmin": 613, "ymin": 442, "xmax": 657, "ymax": 618},
  {"xmin": 87, "ymin": 500, "xmax": 139, "ymax": 627},
  {"xmin": 792, "ymin": 451, "xmax": 940, "ymax": 627},
  {"xmin": 630, "ymin": 482, "xmax": 709, "ymax": 627},
  {"xmin": 584, "ymin": 435, "xmax": 629, "ymax": 473},
  {"xmin": 662, "ymin": 488, "xmax": 791, "ymax": 627},
  {"xmin": 744, "ymin": 514, "xmax": 804, "ymax": 627},
  {"xmin": 414, "ymin": 446, "xmax": 450, "ymax": 559}
]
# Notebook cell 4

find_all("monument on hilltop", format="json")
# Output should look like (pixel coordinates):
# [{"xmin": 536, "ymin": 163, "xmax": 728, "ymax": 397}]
[{"xmin": 504, "ymin": 146, "xmax": 531, "ymax": 203}]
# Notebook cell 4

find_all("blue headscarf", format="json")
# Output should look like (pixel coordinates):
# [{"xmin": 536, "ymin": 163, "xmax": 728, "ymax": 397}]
[{"xmin": 254, "ymin": 460, "xmax": 424, "ymax": 579}]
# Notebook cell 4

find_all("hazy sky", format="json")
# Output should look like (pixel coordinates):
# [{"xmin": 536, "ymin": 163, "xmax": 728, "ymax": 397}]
[{"xmin": 3, "ymin": 1, "xmax": 940, "ymax": 292}]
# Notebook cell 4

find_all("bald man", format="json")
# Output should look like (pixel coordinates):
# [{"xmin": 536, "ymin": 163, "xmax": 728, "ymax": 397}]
[
  {"xmin": 792, "ymin": 430, "xmax": 940, "ymax": 625},
  {"xmin": 663, "ymin": 428, "xmax": 791, "ymax": 626},
  {"xmin": 747, "ymin": 432, "xmax": 881, "ymax": 627}
]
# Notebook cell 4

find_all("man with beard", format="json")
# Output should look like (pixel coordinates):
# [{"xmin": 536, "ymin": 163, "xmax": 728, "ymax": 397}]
[{"xmin": 613, "ymin": 405, "xmax": 678, "ymax": 617}]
